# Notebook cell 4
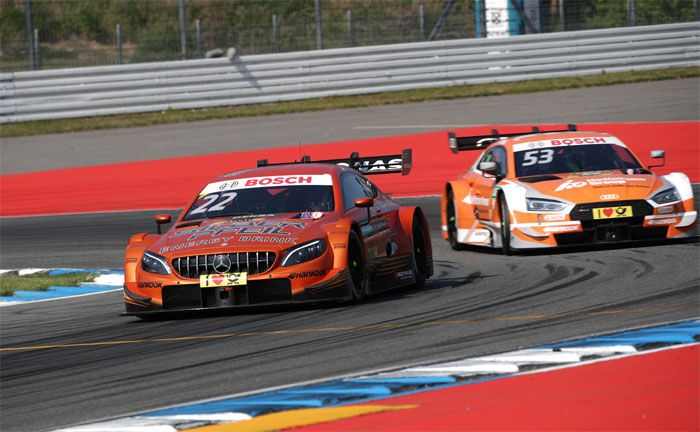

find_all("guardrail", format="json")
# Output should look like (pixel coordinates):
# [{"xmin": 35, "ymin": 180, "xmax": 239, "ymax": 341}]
[{"xmin": 1, "ymin": 22, "xmax": 698, "ymax": 124}]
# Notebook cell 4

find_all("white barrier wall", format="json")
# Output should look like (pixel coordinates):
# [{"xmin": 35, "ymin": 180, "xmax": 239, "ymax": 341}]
[{"xmin": 1, "ymin": 22, "xmax": 698, "ymax": 123}]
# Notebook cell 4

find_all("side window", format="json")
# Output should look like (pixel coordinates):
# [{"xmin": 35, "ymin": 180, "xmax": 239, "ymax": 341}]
[
  {"xmin": 341, "ymin": 173, "xmax": 370, "ymax": 211},
  {"xmin": 492, "ymin": 146, "xmax": 507, "ymax": 176},
  {"xmin": 479, "ymin": 148, "xmax": 506, "ymax": 175},
  {"xmin": 360, "ymin": 176, "xmax": 378, "ymax": 198}
]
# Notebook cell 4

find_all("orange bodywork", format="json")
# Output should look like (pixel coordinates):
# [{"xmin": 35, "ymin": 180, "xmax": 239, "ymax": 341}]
[
  {"xmin": 441, "ymin": 131, "xmax": 697, "ymax": 251},
  {"xmin": 124, "ymin": 163, "xmax": 432, "ymax": 316}
]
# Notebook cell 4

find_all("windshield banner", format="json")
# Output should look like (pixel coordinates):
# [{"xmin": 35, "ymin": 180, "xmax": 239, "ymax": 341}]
[
  {"xmin": 512, "ymin": 137, "xmax": 625, "ymax": 152},
  {"xmin": 200, "ymin": 174, "xmax": 333, "ymax": 195}
]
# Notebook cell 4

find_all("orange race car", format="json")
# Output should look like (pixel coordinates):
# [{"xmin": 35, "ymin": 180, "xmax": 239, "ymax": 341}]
[
  {"xmin": 123, "ymin": 150, "xmax": 432, "ymax": 318},
  {"xmin": 441, "ymin": 125, "xmax": 697, "ymax": 254}
]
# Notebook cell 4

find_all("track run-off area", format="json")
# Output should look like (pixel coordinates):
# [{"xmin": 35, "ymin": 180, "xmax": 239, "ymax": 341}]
[{"xmin": 0, "ymin": 79, "xmax": 698, "ymax": 431}]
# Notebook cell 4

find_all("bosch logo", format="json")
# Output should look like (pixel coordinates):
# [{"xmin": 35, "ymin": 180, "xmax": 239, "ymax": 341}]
[{"xmin": 600, "ymin": 194, "xmax": 620, "ymax": 200}]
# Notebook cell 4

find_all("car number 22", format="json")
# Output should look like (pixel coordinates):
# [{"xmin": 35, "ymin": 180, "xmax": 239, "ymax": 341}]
[{"xmin": 189, "ymin": 192, "xmax": 237, "ymax": 215}]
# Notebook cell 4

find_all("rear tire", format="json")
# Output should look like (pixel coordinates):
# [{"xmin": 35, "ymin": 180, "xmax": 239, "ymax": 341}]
[
  {"xmin": 411, "ymin": 217, "xmax": 428, "ymax": 290},
  {"xmin": 499, "ymin": 194, "xmax": 512, "ymax": 256},
  {"xmin": 446, "ymin": 190, "xmax": 462, "ymax": 251},
  {"xmin": 347, "ymin": 230, "xmax": 366, "ymax": 300}
]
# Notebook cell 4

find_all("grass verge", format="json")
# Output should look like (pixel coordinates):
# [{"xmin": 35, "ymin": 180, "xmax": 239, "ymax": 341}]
[
  {"xmin": 1, "ymin": 67, "xmax": 698, "ymax": 139},
  {"xmin": 0, "ymin": 272, "xmax": 96, "ymax": 297}
]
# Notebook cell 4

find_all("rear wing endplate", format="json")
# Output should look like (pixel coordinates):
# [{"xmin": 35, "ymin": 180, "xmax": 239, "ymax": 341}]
[
  {"xmin": 257, "ymin": 149, "xmax": 412, "ymax": 176},
  {"xmin": 449, "ymin": 124, "xmax": 577, "ymax": 153}
]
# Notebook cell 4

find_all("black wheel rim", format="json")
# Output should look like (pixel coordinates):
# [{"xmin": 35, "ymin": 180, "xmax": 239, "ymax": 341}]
[
  {"xmin": 349, "ymin": 240, "xmax": 363, "ymax": 296},
  {"xmin": 413, "ymin": 224, "xmax": 427, "ymax": 276},
  {"xmin": 447, "ymin": 199, "xmax": 458, "ymax": 245}
]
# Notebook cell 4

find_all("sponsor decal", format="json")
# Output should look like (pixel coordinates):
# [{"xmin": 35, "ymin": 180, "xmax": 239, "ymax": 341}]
[
  {"xmin": 555, "ymin": 177, "xmax": 646, "ymax": 192},
  {"xmin": 513, "ymin": 137, "xmax": 624, "ymax": 152},
  {"xmin": 126, "ymin": 257, "xmax": 138, "ymax": 263},
  {"xmin": 338, "ymin": 158, "xmax": 403, "ymax": 173},
  {"xmin": 172, "ymin": 221, "xmax": 307, "ymax": 241},
  {"xmin": 289, "ymin": 269, "xmax": 327, "ymax": 279},
  {"xmin": 599, "ymin": 194, "xmax": 620, "ymax": 200},
  {"xmin": 550, "ymin": 137, "xmax": 608, "ymax": 146},
  {"xmin": 332, "ymin": 242, "xmax": 347, "ymax": 249},
  {"xmin": 592, "ymin": 206, "xmax": 633, "ymax": 220},
  {"xmin": 311, "ymin": 211, "xmax": 324, "ymax": 219},
  {"xmin": 657, "ymin": 205, "xmax": 675, "ymax": 214},
  {"xmin": 160, "ymin": 237, "xmax": 228, "ymax": 254},
  {"xmin": 200, "ymin": 272, "xmax": 247, "ymax": 288},
  {"xmin": 238, "ymin": 235, "xmax": 297, "ymax": 244},
  {"xmin": 200, "ymin": 174, "xmax": 333, "ymax": 195},
  {"xmin": 543, "ymin": 225, "xmax": 579, "ymax": 233},
  {"xmin": 648, "ymin": 218, "xmax": 678, "ymax": 226},
  {"xmin": 543, "ymin": 214, "xmax": 566, "ymax": 221},
  {"xmin": 300, "ymin": 211, "xmax": 313, "ymax": 220},
  {"xmin": 138, "ymin": 281, "xmax": 162, "ymax": 288},
  {"xmin": 395, "ymin": 269, "xmax": 414, "ymax": 280}
]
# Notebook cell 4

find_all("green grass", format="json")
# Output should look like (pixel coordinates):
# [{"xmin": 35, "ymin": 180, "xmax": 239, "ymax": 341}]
[
  {"xmin": 1, "ymin": 67, "xmax": 698, "ymax": 139},
  {"xmin": 0, "ymin": 272, "xmax": 96, "ymax": 297}
]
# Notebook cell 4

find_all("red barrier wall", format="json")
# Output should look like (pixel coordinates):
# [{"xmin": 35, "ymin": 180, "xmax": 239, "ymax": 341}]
[{"xmin": 1, "ymin": 122, "xmax": 697, "ymax": 217}]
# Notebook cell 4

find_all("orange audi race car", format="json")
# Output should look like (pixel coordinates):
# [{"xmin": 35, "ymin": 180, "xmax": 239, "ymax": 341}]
[
  {"xmin": 122, "ymin": 150, "xmax": 432, "ymax": 318},
  {"xmin": 441, "ymin": 125, "xmax": 697, "ymax": 254}
]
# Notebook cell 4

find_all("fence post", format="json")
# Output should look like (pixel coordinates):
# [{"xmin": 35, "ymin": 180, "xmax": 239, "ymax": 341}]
[
  {"xmin": 195, "ymin": 18, "xmax": 202, "ymax": 57},
  {"xmin": 272, "ymin": 14, "xmax": 279, "ymax": 52},
  {"xmin": 315, "ymin": 0, "xmax": 323, "ymax": 49},
  {"xmin": 627, "ymin": 0, "xmax": 636, "ymax": 26},
  {"xmin": 33, "ymin": 28, "xmax": 40, "ymax": 69},
  {"xmin": 347, "ymin": 10, "xmax": 353, "ymax": 47},
  {"xmin": 24, "ymin": 0, "xmax": 36, "ymax": 70},
  {"xmin": 419, "ymin": 4, "xmax": 425, "ymax": 41},
  {"xmin": 116, "ymin": 24, "xmax": 123, "ymax": 64},
  {"xmin": 178, "ymin": 0, "xmax": 187, "ymax": 59},
  {"xmin": 477, "ymin": 0, "xmax": 487, "ymax": 38},
  {"xmin": 559, "ymin": 0, "xmax": 565, "ymax": 32}
]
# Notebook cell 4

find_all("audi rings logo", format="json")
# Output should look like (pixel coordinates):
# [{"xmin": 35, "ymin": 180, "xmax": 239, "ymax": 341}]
[
  {"xmin": 219, "ymin": 180, "xmax": 238, "ymax": 190},
  {"xmin": 213, "ymin": 254, "xmax": 232, "ymax": 274}
]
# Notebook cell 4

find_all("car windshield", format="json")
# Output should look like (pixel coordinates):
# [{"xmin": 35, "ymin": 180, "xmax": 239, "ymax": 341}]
[
  {"xmin": 514, "ymin": 144, "xmax": 643, "ymax": 177},
  {"xmin": 183, "ymin": 185, "xmax": 335, "ymax": 221}
]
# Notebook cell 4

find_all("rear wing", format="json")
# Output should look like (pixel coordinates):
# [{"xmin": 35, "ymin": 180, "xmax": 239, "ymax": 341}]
[
  {"xmin": 257, "ymin": 149, "xmax": 412, "ymax": 176},
  {"xmin": 448, "ymin": 124, "xmax": 577, "ymax": 154}
]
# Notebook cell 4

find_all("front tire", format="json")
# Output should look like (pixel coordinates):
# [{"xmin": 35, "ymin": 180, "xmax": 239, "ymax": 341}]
[
  {"xmin": 446, "ymin": 190, "xmax": 462, "ymax": 251},
  {"xmin": 347, "ymin": 230, "xmax": 366, "ymax": 300},
  {"xmin": 411, "ymin": 217, "xmax": 428, "ymax": 289},
  {"xmin": 499, "ymin": 194, "xmax": 512, "ymax": 255}
]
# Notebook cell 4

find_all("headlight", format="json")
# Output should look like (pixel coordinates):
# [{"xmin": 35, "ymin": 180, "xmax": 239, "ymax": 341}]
[
  {"xmin": 526, "ymin": 198, "xmax": 567, "ymax": 212},
  {"xmin": 650, "ymin": 188, "xmax": 680, "ymax": 205},
  {"xmin": 141, "ymin": 251, "xmax": 171, "ymax": 275},
  {"xmin": 281, "ymin": 239, "xmax": 326, "ymax": 267}
]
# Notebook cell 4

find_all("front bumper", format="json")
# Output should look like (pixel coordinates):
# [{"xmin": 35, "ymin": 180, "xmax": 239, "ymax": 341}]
[{"xmin": 122, "ymin": 269, "xmax": 353, "ymax": 315}]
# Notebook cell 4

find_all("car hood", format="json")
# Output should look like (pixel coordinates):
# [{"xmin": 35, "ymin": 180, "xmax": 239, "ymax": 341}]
[
  {"xmin": 151, "ymin": 213, "xmax": 332, "ymax": 257},
  {"xmin": 516, "ymin": 170, "xmax": 665, "ymax": 203}
]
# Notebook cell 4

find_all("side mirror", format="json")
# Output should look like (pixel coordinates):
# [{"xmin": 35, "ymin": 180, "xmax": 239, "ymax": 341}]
[
  {"xmin": 479, "ymin": 161, "xmax": 499, "ymax": 177},
  {"xmin": 648, "ymin": 150, "xmax": 665, "ymax": 169},
  {"xmin": 354, "ymin": 197, "xmax": 374, "ymax": 208},
  {"xmin": 154, "ymin": 214, "xmax": 171, "ymax": 234},
  {"xmin": 354, "ymin": 197, "xmax": 374, "ymax": 223}
]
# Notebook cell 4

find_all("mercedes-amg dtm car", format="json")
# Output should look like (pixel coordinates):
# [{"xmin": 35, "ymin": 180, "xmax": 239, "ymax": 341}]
[
  {"xmin": 123, "ymin": 150, "xmax": 432, "ymax": 317},
  {"xmin": 441, "ymin": 125, "xmax": 696, "ymax": 254}
]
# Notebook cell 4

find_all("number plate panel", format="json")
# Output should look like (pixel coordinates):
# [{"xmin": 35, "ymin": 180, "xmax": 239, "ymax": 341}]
[
  {"xmin": 200, "ymin": 273, "xmax": 248, "ymax": 288},
  {"xmin": 592, "ymin": 206, "xmax": 633, "ymax": 220}
]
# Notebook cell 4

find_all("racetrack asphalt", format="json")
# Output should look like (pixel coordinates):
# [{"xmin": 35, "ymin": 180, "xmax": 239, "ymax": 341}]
[
  {"xmin": 1, "ymin": 195, "xmax": 699, "ymax": 432},
  {"xmin": 1, "ymin": 80, "xmax": 699, "ymax": 431}
]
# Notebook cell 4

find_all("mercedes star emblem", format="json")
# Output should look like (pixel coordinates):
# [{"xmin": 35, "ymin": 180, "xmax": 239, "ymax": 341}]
[{"xmin": 213, "ymin": 254, "xmax": 232, "ymax": 274}]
